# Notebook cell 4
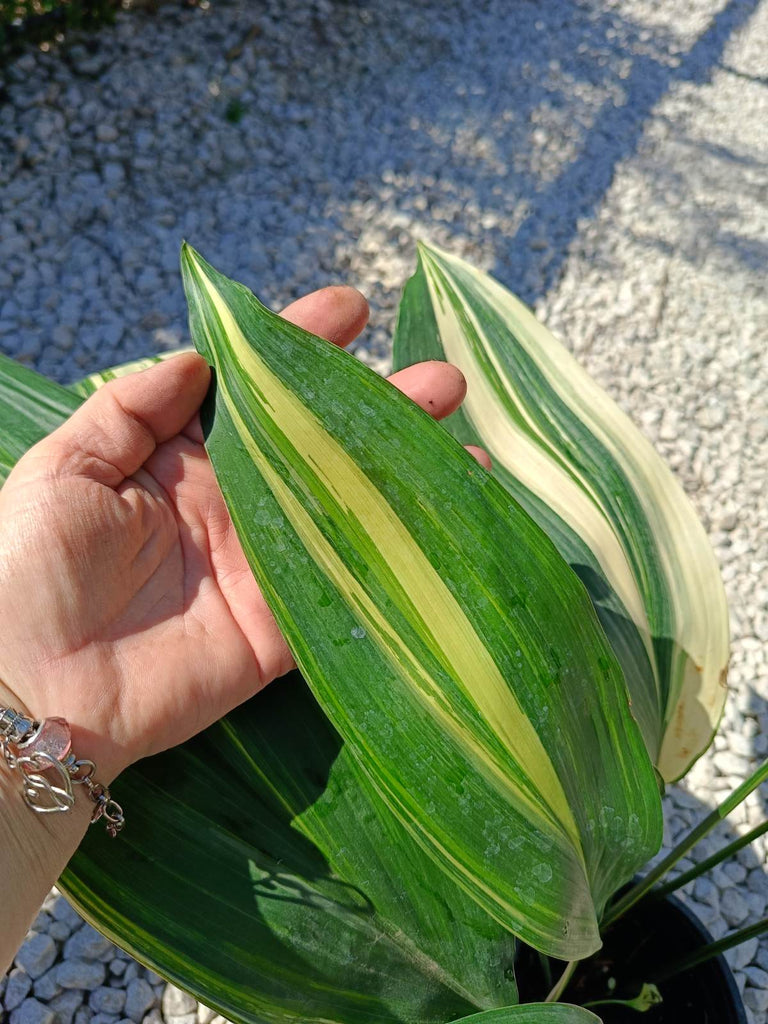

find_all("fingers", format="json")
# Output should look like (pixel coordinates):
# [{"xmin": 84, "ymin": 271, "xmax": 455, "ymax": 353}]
[
  {"xmin": 35, "ymin": 353, "xmax": 210, "ymax": 486},
  {"xmin": 280, "ymin": 286, "xmax": 369, "ymax": 347},
  {"xmin": 466, "ymin": 445, "xmax": 493, "ymax": 470},
  {"xmin": 387, "ymin": 361, "xmax": 491, "ymax": 466},
  {"xmin": 387, "ymin": 360, "xmax": 467, "ymax": 421},
  {"xmin": 183, "ymin": 286, "xmax": 369, "ymax": 446}
]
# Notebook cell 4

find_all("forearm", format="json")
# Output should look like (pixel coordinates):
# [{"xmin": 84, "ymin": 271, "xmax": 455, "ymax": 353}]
[{"xmin": 0, "ymin": 685, "xmax": 91, "ymax": 975}]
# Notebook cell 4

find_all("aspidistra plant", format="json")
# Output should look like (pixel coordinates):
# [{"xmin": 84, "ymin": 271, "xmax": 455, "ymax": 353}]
[{"xmin": 0, "ymin": 240, "xmax": 706, "ymax": 1024}]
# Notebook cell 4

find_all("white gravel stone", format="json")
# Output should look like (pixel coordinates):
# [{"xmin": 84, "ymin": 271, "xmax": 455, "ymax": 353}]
[
  {"xmin": 50, "ymin": 898, "xmax": 84, "ymax": 932},
  {"xmin": 746, "ymin": 987, "xmax": 768, "ymax": 1016},
  {"xmin": 124, "ymin": 979, "xmax": 156, "ymax": 1024},
  {"xmin": 15, "ymin": 936, "xmax": 58, "ymax": 981},
  {"xmin": 48, "ymin": 923, "xmax": 72, "ymax": 944},
  {"xmin": 728, "ymin": 938, "xmax": 760, "ymax": 972},
  {"xmin": 33, "ymin": 968, "xmax": 62, "ymax": 1002},
  {"xmin": 693, "ymin": 876, "xmax": 720, "ymax": 907},
  {"xmin": 714, "ymin": 750, "xmax": 751, "ymax": 777},
  {"xmin": 56, "ymin": 962, "xmax": 107, "ymax": 992},
  {"xmin": 746, "ymin": 892, "xmax": 767, "ymax": 919},
  {"xmin": 4, "ymin": 968, "xmax": 33, "ymax": 1011},
  {"xmin": 90, "ymin": 1015, "xmax": 119, "ymax": 1024},
  {"xmin": 161, "ymin": 987, "xmax": 196, "ymax": 1018},
  {"xmin": 90, "ymin": 989, "xmax": 127, "ymax": 1016},
  {"xmin": 95, "ymin": 125, "xmax": 119, "ymax": 143},
  {"xmin": 50, "ymin": 991, "xmax": 85, "ymax": 1024},
  {"xmin": 120, "ymin": 965, "xmax": 140, "ymax": 987},
  {"xmin": 724, "ymin": 862, "xmax": 749, "ymax": 885},
  {"xmin": 722, "ymin": 888, "xmax": 751, "ymax": 928},
  {"xmin": 63, "ymin": 928, "xmax": 114, "ymax": 964},
  {"xmin": 31, "ymin": 913, "xmax": 53, "ymax": 935},
  {"xmin": 748, "ymin": 968, "xmax": 768, "ymax": 992},
  {"xmin": 10, "ymin": 998, "xmax": 56, "ymax": 1024}
]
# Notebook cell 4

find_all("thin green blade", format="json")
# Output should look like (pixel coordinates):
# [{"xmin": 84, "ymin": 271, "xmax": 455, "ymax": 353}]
[
  {"xmin": 451, "ymin": 1006, "xmax": 601, "ymax": 1024},
  {"xmin": 393, "ymin": 243, "xmax": 729, "ymax": 783},
  {"xmin": 182, "ymin": 244, "xmax": 662, "ymax": 959},
  {"xmin": 0, "ymin": 353, "xmax": 80, "ymax": 484}
]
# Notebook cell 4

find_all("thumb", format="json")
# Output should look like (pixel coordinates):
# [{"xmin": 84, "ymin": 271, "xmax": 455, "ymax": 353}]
[{"xmin": 29, "ymin": 353, "xmax": 210, "ymax": 487}]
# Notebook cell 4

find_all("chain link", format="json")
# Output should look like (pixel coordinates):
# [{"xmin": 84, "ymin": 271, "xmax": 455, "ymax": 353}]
[{"xmin": 0, "ymin": 707, "xmax": 124, "ymax": 837}]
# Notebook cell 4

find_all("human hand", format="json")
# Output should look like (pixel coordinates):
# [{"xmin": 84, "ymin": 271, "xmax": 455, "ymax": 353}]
[{"xmin": 0, "ymin": 287, "xmax": 489, "ymax": 784}]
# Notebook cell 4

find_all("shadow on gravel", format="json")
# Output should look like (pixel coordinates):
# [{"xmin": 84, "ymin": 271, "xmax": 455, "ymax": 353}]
[
  {"xmin": 2, "ymin": 0, "xmax": 764, "ymax": 377},
  {"xmin": 248, "ymin": 0, "xmax": 765, "ymax": 315},
  {"xmin": 498, "ymin": 0, "xmax": 764, "ymax": 301},
  {"xmin": 316, "ymin": 0, "xmax": 764, "ymax": 305}
]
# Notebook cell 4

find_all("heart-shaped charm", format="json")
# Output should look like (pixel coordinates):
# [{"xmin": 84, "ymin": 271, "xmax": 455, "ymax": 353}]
[{"xmin": 17, "ymin": 754, "xmax": 75, "ymax": 814}]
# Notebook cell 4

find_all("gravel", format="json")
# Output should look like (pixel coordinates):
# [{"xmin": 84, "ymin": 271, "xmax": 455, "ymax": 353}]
[
  {"xmin": 14, "ymin": 938, "xmax": 57, "ymax": 982},
  {"xmin": 1, "ymin": 0, "xmax": 767, "ymax": 1021}
]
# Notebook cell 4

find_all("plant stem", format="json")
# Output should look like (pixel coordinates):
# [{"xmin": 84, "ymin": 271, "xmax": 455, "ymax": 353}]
[
  {"xmin": 653, "ymin": 820, "xmax": 768, "ymax": 899},
  {"xmin": 545, "ymin": 960, "xmax": 578, "ymax": 1003},
  {"xmin": 602, "ymin": 759, "xmax": 768, "ymax": 927},
  {"xmin": 653, "ymin": 917, "xmax": 768, "ymax": 984},
  {"xmin": 537, "ymin": 951, "xmax": 553, "ymax": 990}
]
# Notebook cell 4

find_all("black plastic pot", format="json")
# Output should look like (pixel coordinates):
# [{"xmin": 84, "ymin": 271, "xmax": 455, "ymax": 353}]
[{"xmin": 516, "ymin": 891, "xmax": 747, "ymax": 1022}]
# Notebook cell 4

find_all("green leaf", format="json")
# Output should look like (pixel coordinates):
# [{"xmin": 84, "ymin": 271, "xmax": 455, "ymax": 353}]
[
  {"xmin": 69, "ymin": 350, "xmax": 193, "ymax": 398},
  {"xmin": 393, "ymin": 243, "xmax": 729, "ymax": 783},
  {"xmin": 0, "ymin": 241, "xmax": 659, "ymax": 1017},
  {"xmin": 65, "ymin": 675, "xmax": 519, "ymax": 1024},
  {"xmin": 181, "ymin": 243, "xmax": 661, "ymax": 960},
  {"xmin": 0, "ymin": 352, "xmax": 521, "ymax": 1023},
  {"xmin": 451, "ymin": 1005, "xmax": 601, "ymax": 1023},
  {"xmin": 0, "ymin": 352, "xmax": 80, "ymax": 485}
]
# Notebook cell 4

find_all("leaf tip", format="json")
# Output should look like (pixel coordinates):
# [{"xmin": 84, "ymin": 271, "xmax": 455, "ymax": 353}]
[{"xmin": 179, "ymin": 240, "xmax": 200, "ymax": 271}]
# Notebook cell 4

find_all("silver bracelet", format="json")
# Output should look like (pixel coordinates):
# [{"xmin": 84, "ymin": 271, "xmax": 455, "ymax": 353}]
[{"xmin": 0, "ymin": 706, "xmax": 124, "ymax": 837}]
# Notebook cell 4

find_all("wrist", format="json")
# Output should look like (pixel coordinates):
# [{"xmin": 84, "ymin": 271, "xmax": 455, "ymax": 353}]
[
  {"xmin": 0, "ymin": 661, "xmax": 129, "ymax": 784},
  {"xmin": 0, "ymin": 673, "xmax": 126, "ymax": 837},
  {"xmin": 0, "ymin": 722, "xmax": 92, "ymax": 979}
]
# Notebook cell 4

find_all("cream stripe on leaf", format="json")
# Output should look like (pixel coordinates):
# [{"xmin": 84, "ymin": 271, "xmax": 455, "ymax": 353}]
[
  {"xmin": 393, "ymin": 243, "xmax": 729, "ymax": 784},
  {"xmin": 181, "ymin": 244, "xmax": 661, "ymax": 959},
  {"xmin": 0, "ymin": 348, "xmax": 524, "ymax": 1021},
  {"xmin": 69, "ymin": 349, "xmax": 194, "ymax": 398}
]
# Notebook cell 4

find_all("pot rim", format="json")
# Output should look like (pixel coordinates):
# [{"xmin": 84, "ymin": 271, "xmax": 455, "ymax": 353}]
[{"xmin": 656, "ymin": 889, "xmax": 748, "ymax": 1023}]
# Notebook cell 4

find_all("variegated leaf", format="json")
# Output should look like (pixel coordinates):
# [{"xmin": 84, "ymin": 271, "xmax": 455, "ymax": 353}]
[
  {"xmin": 393, "ymin": 243, "xmax": 729, "ymax": 783},
  {"xmin": 181, "ymin": 244, "xmax": 661, "ymax": 960},
  {"xmin": 0, "ymin": 352, "xmax": 80, "ymax": 485},
  {"xmin": 70, "ymin": 349, "xmax": 192, "ymax": 398},
  {"xmin": 451, "ymin": 1006, "xmax": 601, "ymax": 1024},
  {"xmin": 65, "ymin": 676, "xmax": 521, "ymax": 1023},
  {"xmin": 0, "ymin": 352, "xmax": 521, "ymax": 1022}
]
